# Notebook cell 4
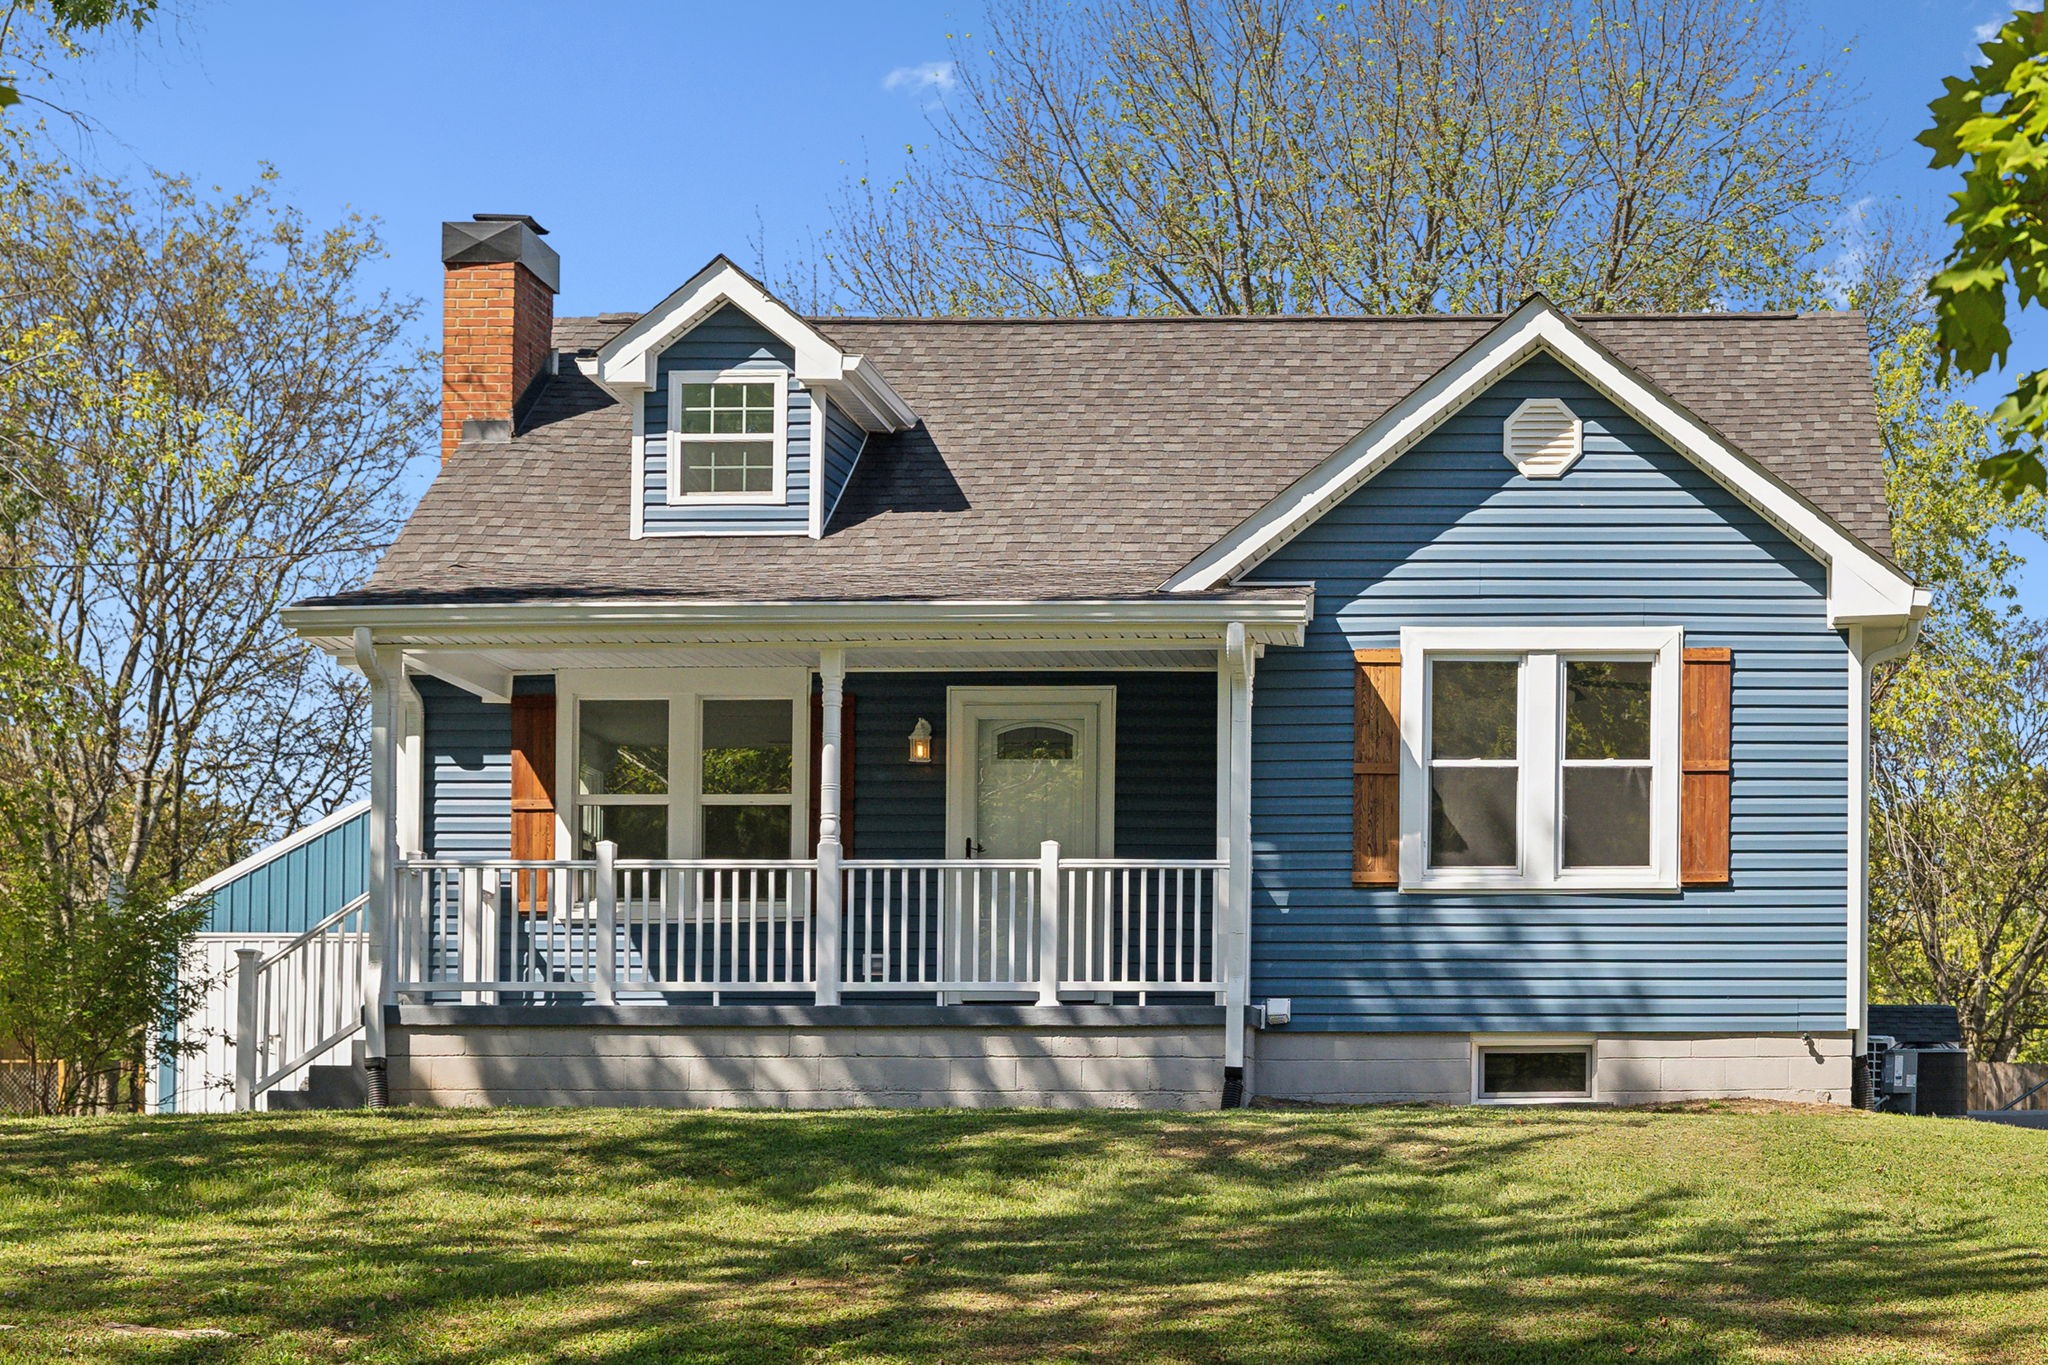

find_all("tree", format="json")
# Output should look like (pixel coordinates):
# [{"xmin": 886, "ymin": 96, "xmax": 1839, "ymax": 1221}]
[
  {"xmin": 1919, "ymin": 6, "xmax": 2048, "ymax": 497},
  {"xmin": 0, "ymin": 794, "xmax": 210, "ymax": 1115},
  {"xmin": 1869, "ymin": 327, "xmax": 2048, "ymax": 1060},
  {"xmin": 0, "ymin": 144, "xmax": 432, "ymax": 1108},
  {"xmin": 816, "ymin": 0, "xmax": 1863, "ymax": 316},
  {"xmin": 0, "ymin": 0, "xmax": 160, "ymax": 115}
]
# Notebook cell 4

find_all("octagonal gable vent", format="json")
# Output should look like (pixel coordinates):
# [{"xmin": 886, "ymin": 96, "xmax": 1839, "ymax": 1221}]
[{"xmin": 1503, "ymin": 398, "xmax": 1583, "ymax": 479}]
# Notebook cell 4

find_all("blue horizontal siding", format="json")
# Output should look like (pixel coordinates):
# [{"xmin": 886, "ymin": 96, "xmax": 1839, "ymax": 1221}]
[
  {"xmin": 1245, "ymin": 354, "xmax": 1852, "ymax": 1035},
  {"xmin": 641, "ymin": 304, "xmax": 811, "ymax": 536},
  {"xmin": 850, "ymin": 672, "xmax": 1217, "ymax": 859},
  {"xmin": 198, "ymin": 807, "xmax": 367, "ymax": 935},
  {"xmin": 420, "ymin": 677, "xmax": 513, "ymax": 858}
]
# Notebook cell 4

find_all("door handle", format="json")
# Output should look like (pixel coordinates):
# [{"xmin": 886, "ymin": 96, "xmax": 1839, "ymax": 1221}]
[{"xmin": 964, "ymin": 837, "xmax": 984, "ymax": 859}]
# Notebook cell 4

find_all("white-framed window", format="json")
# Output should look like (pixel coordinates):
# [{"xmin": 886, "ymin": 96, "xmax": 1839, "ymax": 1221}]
[
  {"xmin": 666, "ymin": 369, "xmax": 787, "ymax": 504},
  {"xmin": 1399, "ymin": 626, "xmax": 1682, "ymax": 892},
  {"xmin": 697, "ymin": 697, "xmax": 797, "ymax": 859},
  {"xmin": 560, "ymin": 669, "xmax": 809, "ymax": 863},
  {"xmin": 1472, "ymin": 1038, "xmax": 1597, "ymax": 1104},
  {"xmin": 575, "ymin": 698, "xmax": 672, "ymax": 860}
]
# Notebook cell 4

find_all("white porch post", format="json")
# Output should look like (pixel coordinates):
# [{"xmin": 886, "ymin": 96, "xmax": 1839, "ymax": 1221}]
[
  {"xmin": 232, "ymin": 947, "xmax": 261, "ymax": 1112},
  {"xmin": 355, "ymin": 628, "xmax": 401, "ymax": 1101},
  {"xmin": 1223, "ymin": 623, "xmax": 1256, "ymax": 1089},
  {"xmin": 814, "ymin": 647, "xmax": 846, "ymax": 1005},
  {"xmin": 593, "ymin": 840, "xmax": 618, "ymax": 1006},
  {"xmin": 1036, "ymin": 840, "xmax": 1062, "ymax": 1006}
]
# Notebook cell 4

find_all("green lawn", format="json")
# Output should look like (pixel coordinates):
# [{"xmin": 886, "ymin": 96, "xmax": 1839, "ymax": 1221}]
[{"xmin": 0, "ymin": 1104, "xmax": 2044, "ymax": 1363}]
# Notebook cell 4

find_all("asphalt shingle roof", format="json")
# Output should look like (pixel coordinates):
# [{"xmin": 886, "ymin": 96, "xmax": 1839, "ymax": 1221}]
[{"xmin": 330, "ymin": 309, "xmax": 1891, "ymax": 607}]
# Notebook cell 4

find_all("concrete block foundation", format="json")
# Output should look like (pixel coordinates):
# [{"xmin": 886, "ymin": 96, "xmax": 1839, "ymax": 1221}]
[{"xmin": 386, "ymin": 1004, "xmax": 1227, "ymax": 1110}]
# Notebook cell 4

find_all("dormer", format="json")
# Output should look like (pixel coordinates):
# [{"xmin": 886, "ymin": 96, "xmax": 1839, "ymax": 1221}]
[{"xmin": 591, "ymin": 257, "xmax": 918, "ymax": 539}]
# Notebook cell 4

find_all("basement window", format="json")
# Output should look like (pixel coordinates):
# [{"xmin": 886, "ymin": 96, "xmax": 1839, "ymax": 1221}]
[
  {"xmin": 1474, "ymin": 1046, "xmax": 1593, "ymax": 1103},
  {"xmin": 669, "ymin": 369, "xmax": 786, "ymax": 503}
]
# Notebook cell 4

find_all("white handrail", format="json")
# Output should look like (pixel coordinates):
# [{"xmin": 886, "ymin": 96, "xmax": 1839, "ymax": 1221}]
[
  {"xmin": 258, "ymin": 892, "xmax": 370, "ymax": 970},
  {"xmin": 234, "ymin": 892, "xmax": 371, "ymax": 1111}
]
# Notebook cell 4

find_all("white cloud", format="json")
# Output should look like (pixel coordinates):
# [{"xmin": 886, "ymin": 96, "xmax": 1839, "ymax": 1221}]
[
  {"xmin": 882, "ymin": 61, "xmax": 956, "ymax": 98},
  {"xmin": 1977, "ymin": 1, "xmax": 2042, "ymax": 45}
]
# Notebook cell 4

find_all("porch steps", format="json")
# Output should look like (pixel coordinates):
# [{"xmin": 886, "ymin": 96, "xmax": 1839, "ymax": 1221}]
[{"xmin": 263, "ymin": 1042, "xmax": 368, "ymax": 1112}]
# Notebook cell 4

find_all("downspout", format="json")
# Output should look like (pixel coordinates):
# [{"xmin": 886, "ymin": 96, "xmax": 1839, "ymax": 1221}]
[
  {"xmin": 1222, "ymin": 623, "xmax": 1255, "ymax": 1107},
  {"xmin": 1848, "ymin": 597, "xmax": 1928, "ymax": 1057},
  {"xmin": 353, "ymin": 626, "xmax": 397, "ymax": 1110}
]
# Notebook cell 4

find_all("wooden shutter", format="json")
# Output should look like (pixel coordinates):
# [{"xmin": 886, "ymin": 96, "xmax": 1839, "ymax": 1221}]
[
  {"xmin": 510, "ymin": 692, "xmax": 556, "ymax": 910},
  {"xmin": 1680, "ymin": 647, "xmax": 1732, "ymax": 885},
  {"xmin": 808, "ymin": 690, "xmax": 855, "ymax": 856},
  {"xmin": 1353, "ymin": 649, "xmax": 1401, "ymax": 886}
]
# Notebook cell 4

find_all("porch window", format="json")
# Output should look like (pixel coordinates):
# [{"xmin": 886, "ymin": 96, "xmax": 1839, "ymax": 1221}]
[
  {"xmin": 669, "ymin": 370, "xmax": 786, "ymax": 502},
  {"xmin": 576, "ymin": 699, "xmax": 670, "ymax": 859},
  {"xmin": 700, "ymin": 698, "xmax": 796, "ymax": 858},
  {"xmin": 1400, "ymin": 627, "xmax": 1681, "ymax": 891}
]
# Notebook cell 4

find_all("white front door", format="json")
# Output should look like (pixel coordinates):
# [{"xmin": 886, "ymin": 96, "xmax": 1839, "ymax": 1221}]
[
  {"xmin": 947, "ymin": 687, "xmax": 1115, "ymax": 860},
  {"xmin": 941, "ymin": 687, "xmax": 1115, "ymax": 998}
]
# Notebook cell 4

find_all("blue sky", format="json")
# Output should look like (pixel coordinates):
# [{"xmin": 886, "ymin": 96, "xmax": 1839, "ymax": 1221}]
[{"xmin": 53, "ymin": 0, "xmax": 2048, "ymax": 609}]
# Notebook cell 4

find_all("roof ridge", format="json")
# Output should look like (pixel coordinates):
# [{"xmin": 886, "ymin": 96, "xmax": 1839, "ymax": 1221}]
[{"xmin": 557, "ymin": 308, "xmax": 1845, "ymax": 331}]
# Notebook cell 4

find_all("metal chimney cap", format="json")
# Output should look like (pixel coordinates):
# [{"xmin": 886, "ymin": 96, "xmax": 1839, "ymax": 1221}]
[{"xmin": 472, "ymin": 212, "xmax": 548, "ymax": 235}]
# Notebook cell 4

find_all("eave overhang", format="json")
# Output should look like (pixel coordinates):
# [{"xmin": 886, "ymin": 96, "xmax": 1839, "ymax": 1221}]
[{"xmin": 282, "ymin": 594, "xmax": 1314, "ymax": 677}]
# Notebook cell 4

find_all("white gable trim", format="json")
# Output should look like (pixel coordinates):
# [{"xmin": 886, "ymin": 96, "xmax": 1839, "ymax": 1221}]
[
  {"xmin": 1165, "ymin": 297, "xmax": 1923, "ymax": 627},
  {"xmin": 594, "ymin": 256, "xmax": 917, "ymax": 434}
]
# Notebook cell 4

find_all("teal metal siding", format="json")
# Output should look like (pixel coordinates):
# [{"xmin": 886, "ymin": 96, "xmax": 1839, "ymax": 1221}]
[
  {"xmin": 197, "ymin": 807, "xmax": 367, "ymax": 935},
  {"xmin": 641, "ymin": 304, "xmax": 812, "ymax": 536},
  {"xmin": 849, "ymin": 672, "xmax": 1217, "ymax": 858},
  {"xmin": 819, "ymin": 398, "xmax": 867, "ymax": 525},
  {"xmin": 1245, "ymin": 355, "xmax": 1851, "ymax": 1035},
  {"xmin": 419, "ymin": 677, "xmax": 513, "ymax": 858}
]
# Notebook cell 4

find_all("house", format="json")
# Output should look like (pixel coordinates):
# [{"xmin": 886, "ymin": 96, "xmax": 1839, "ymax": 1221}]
[{"xmin": 222, "ymin": 212, "xmax": 1927, "ymax": 1111}]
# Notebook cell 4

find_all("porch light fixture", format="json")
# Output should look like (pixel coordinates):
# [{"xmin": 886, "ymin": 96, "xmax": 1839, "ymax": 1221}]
[{"xmin": 908, "ymin": 717, "xmax": 933, "ymax": 764}]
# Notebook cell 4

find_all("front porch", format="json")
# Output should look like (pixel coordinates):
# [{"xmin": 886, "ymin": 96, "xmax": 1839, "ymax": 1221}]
[{"xmin": 256, "ymin": 597, "xmax": 1305, "ymax": 1110}]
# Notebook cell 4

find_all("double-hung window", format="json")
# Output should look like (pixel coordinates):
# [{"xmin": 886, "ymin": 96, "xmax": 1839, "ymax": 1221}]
[
  {"xmin": 668, "ymin": 369, "xmax": 786, "ymax": 503},
  {"xmin": 1399, "ymin": 627, "xmax": 1682, "ymax": 891},
  {"xmin": 698, "ymin": 698, "xmax": 797, "ymax": 859},
  {"xmin": 576, "ymin": 699, "xmax": 671, "ymax": 859}
]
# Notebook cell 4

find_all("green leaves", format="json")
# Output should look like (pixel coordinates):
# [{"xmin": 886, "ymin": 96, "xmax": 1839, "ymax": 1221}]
[{"xmin": 1921, "ymin": 8, "xmax": 2048, "ymax": 499}]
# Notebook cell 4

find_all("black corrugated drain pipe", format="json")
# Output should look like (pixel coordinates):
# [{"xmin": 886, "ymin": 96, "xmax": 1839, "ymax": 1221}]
[
  {"xmin": 1221, "ymin": 1065, "xmax": 1245, "ymax": 1109},
  {"xmin": 363, "ymin": 1057, "xmax": 389, "ymax": 1109}
]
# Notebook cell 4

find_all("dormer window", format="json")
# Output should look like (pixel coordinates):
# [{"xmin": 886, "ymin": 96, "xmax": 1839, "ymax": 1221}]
[{"xmin": 669, "ymin": 369, "xmax": 786, "ymax": 502}]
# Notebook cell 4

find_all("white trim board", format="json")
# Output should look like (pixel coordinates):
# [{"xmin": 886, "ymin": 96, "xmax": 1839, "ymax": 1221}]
[
  {"xmin": 593, "ymin": 256, "xmax": 916, "ymax": 434},
  {"xmin": 1164, "ymin": 295, "xmax": 1924, "ymax": 629}
]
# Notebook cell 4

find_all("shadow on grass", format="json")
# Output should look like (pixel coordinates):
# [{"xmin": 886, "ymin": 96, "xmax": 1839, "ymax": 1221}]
[{"xmin": 0, "ymin": 1107, "xmax": 2044, "ymax": 1363}]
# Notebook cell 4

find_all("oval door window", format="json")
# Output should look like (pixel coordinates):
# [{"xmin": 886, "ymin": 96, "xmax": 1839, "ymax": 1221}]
[{"xmin": 993, "ymin": 723, "xmax": 1076, "ymax": 761}]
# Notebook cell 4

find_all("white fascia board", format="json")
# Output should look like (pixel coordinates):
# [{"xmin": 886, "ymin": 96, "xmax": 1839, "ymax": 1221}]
[
  {"xmin": 1165, "ymin": 298, "xmax": 1920, "ymax": 628},
  {"xmin": 283, "ymin": 596, "xmax": 1311, "ymax": 649},
  {"xmin": 593, "ymin": 256, "xmax": 916, "ymax": 433},
  {"xmin": 175, "ymin": 799, "xmax": 371, "ymax": 904}
]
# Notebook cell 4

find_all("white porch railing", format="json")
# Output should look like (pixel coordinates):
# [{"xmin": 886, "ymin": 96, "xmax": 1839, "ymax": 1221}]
[
  {"xmin": 389, "ymin": 843, "xmax": 1224, "ymax": 1008},
  {"xmin": 233, "ymin": 894, "xmax": 371, "ymax": 1111},
  {"xmin": 841, "ymin": 852, "xmax": 1225, "ymax": 1000},
  {"xmin": 393, "ymin": 851, "xmax": 819, "ymax": 1001}
]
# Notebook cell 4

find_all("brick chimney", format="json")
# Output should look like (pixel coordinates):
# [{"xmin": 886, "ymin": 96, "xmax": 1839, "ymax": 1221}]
[{"xmin": 440, "ymin": 214, "xmax": 560, "ymax": 459}]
